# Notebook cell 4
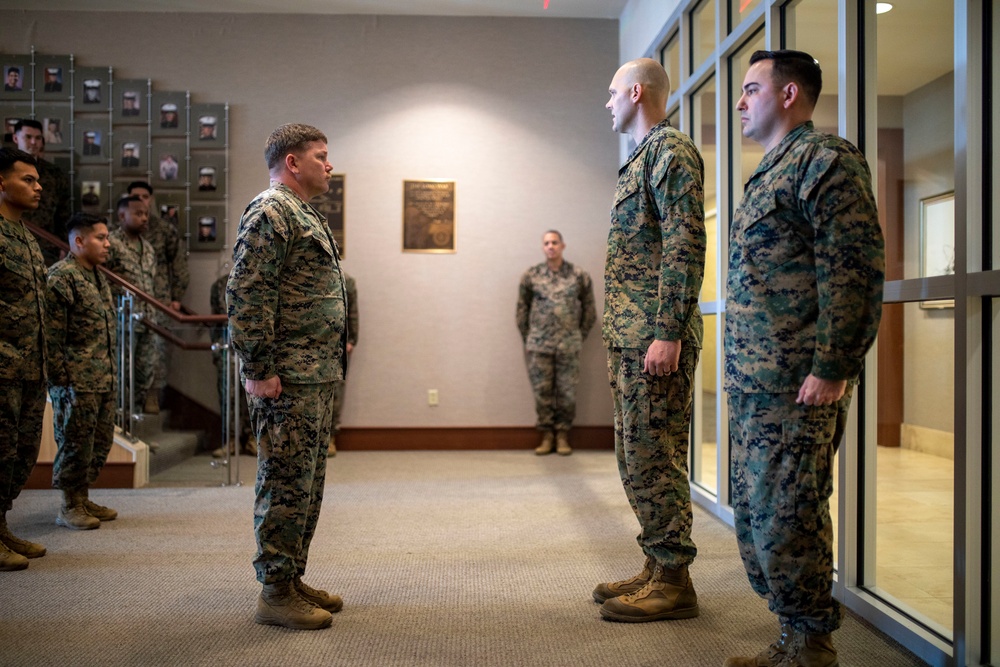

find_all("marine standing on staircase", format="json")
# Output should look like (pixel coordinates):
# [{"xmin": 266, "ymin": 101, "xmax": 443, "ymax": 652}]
[
  {"xmin": 0, "ymin": 148, "xmax": 49, "ymax": 571},
  {"xmin": 46, "ymin": 213, "xmax": 119, "ymax": 530}
]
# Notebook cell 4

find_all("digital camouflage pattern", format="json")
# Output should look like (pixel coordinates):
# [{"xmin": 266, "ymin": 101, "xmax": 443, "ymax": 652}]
[
  {"xmin": 332, "ymin": 272, "xmax": 358, "ymax": 431},
  {"xmin": 106, "ymin": 228, "xmax": 158, "ymax": 396},
  {"xmin": 21, "ymin": 158, "xmax": 71, "ymax": 267},
  {"xmin": 517, "ymin": 261, "xmax": 595, "ymax": 432},
  {"xmin": 210, "ymin": 273, "xmax": 251, "ymax": 445},
  {"xmin": 145, "ymin": 213, "xmax": 190, "ymax": 392},
  {"xmin": 603, "ymin": 120, "xmax": 706, "ymax": 350},
  {"xmin": 0, "ymin": 215, "xmax": 48, "ymax": 512},
  {"xmin": 725, "ymin": 122, "xmax": 884, "ymax": 634},
  {"xmin": 228, "ymin": 181, "xmax": 347, "ymax": 585},
  {"xmin": 728, "ymin": 389, "xmax": 852, "ymax": 635},
  {"xmin": 724, "ymin": 121, "xmax": 884, "ymax": 394},
  {"xmin": 46, "ymin": 255, "xmax": 118, "ymax": 492},
  {"xmin": 604, "ymin": 121, "xmax": 705, "ymax": 568}
]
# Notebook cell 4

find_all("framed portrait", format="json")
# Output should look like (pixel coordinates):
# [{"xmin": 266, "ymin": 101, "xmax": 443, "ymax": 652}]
[
  {"xmin": 155, "ymin": 191, "xmax": 186, "ymax": 241},
  {"xmin": 1, "ymin": 104, "xmax": 32, "ymax": 144},
  {"xmin": 75, "ymin": 66, "xmax": 109, "ymax": 109},
  {"xmin": 313, "ymin": 173, "xmax": 345, "ymax": 256},
  {"xmin": 113, "ymin": 127, "xmax": 147, "ymax": 176},
  {"xmin": 190, "ymin": 103, "xmax": 225, "ymax": 147},
  {"xmin": 115, "ymin": 79, "xmax": 149, "ymax": 124},
  {"xmin": 34, "ymin": 105, "xmax": 70, "ymax": 152},
  {"xmin": 35, "ymin": 56, "xmax": 70, "ymax": 101},
  {"xmin": 189, "ymin": 203, "xmax": 225, "ymax": 251},
  {"xmin": 75, "ymin": 119, "xmax": 109, "ymax": 164},
  {"xmin": 151, "ymin": 140, "xmax": 186, "ymax": 188},
  {"xmin": 191, "ymin": 154, "xmax": 225, "ymax": 200},
  {"xmin": 0, "ymin": 56, "xmax": 31, "ymax": 101},
  {"xmin": 919, "ymin": 191, "xmax": 955, "ymax": 309},
  {"xmin": 402, "ymin": 179, "xmax": 456, "ymax": 253},
  {"xmin": 151, "ymin": 91, "xmax": 186, "ymax": 137},
  {"xmin": 77, "ymin": 167, "xmax": 109, "ymax": 216}
]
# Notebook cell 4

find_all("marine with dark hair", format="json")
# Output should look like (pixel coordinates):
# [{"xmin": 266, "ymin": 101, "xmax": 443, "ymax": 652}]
[
  {"xmin": 724, "ymin": 50, "xmax": 884, "ymax": 667},
  {"xmin": 0, "ymin": 147, "xmax": 48, "ymax": 571},
  {"xmin": 13, "ymin": 119, "xmax": 71, "ymax": 266},
  {"xmin": 46, "ymin": 212, "xmax": 118, "ymax": 530}
]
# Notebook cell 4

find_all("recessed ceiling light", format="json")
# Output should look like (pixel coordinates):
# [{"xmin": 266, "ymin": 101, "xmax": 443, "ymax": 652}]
[{"xmin": 876, "ymin": 3, "xmax": 893, "ymax": 14}]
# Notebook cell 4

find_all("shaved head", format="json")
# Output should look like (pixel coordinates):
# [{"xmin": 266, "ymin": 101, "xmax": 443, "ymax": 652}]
[{"xmin": 618, "ymin": 58, "xmax": 671, "ymax": 107}]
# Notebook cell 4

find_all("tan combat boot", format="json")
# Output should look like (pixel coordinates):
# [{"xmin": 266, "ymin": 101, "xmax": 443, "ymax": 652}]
[
  {"xmin": 724, "ymin": 624, "xmax": 795, "ymax": 667},
  {"xmin": 0, "ymin": 540, "xmax": 28, "ymax": 571},
  {"xmin": 593, "ymin": 555, "xmax": 655, "ymax": 603},
  {"xmin": 790, "ymin": 633, "xmax": 838, "ymax": 667},
  {"xmin": 599, "ymin": 563, "xmax": 699, "ymax": 622},
  {"xmin": 0, "ymin": 514, "xmax": 46, "ymax": 558},
  {"xmin": 82, "ymin": 489, "xmax": 118, "ymax": 522},
  {"xmin": 144, "ymin": 389, "xmax": 160, "ymax": 415},
  {"xmin": 328, "ymin": 434, "xmax": 337, "ymax": 457},
  {"xmin": 255, "ymin": 581, "xmax": 333, "ymax": 630},
  {"xmin": 555, "ymin": 430, "xmax": 572, "ymax": 455},
  {"xmin": 56, "ymin": 491, "xmax": 100, "ymax": 530},
  {"xmin": 534, "ymin": 431, "xmax": 555, "ymax": 455},
  {"xmin": 295, "ymin": 577, "xmax": 343, "ymax": 613}
]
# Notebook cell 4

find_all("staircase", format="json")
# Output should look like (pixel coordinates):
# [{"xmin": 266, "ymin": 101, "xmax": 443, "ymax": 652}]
[{"xmin": 132, "ymin": 409, "xmax": 206, "ymax": 478}]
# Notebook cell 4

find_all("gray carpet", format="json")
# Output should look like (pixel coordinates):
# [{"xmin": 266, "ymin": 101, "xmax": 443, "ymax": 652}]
[{"xmin": 0, "ymin": 451, "xmax": 924, "ymax": 667}]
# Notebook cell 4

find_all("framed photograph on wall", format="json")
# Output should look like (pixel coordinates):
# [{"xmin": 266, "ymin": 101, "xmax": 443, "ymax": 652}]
[
  {"xmin": 402, "ymin": 179, "xmax": 456, "ymax": 253},
  {"xmin": 75, "ymin": 66, "xmax": 109, "ymax": 109},
  {"xmin": 1, "ymin": 103, "xmax": 32, "ymax": 143},
  {"xmin": 190, "ymin": 103, "xmax": 225, "ymax": 147},
  {"xmin": 151, "ymin": 91, "xmax": 186, "ymax": 137},
  {"xmin": 77, "ymin": 167, "xmax": 108, "ymax": 216},
  {"xmin": 151, "ymin": 140, "xmax": 186, "ymax": 187},
  {"xmin": 191, "ymin": 154, "xmax": 225, "ymax": 200},
  {"xmin": 0, "ymin": 55, "xmax": 31, "ymax": 101},
  {"xmin": 75, "ymin": 118, "xmax": 109, "ymax": 164},
  {"xmin": 115, "ymin": 79, "xmax": 149, "ymax": 124},
  {"xmin": 313, "ymin": 173, "xmax": 345, "ymax": 256},
  {"xmin": 35, "ymin": 56, "xmax": 70, "ymax": 101},
  {"xmin": 34, "ymin": 105, "xmax": 70, "ymax": 152},
  {"xmin": 919, "ymin": 191, "xmax": 955, "ymax": 309},
  {"xmin": 113, "ymin": 127, "xmax": 147, "ymax": 176},
  {"xmin": 189, "ymin": 203, "xmax": 225, "ymax": 251},
  {"xmin": 156, "ymin": 191, "xmax": 186, "ymax": 241}
]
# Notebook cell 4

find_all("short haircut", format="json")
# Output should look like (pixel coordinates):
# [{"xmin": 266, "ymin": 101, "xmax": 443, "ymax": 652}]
[
  {"xmin": 127, "ymin": 180, "xmax": 153, "ymax": 196},
  {"xmin": 543, "ymin": 229, "xmax": 564, "ymax": 243},
  {"xmin": 13, "ymin": 119, "xmax": 42, "ymax": 134},
  {"xmin": 66, "ymin": 212, "xmax": 107, "ymax": 238},
  {"xmin": 117, "ymin": 194, "xmax": 144, "ymax": 213},
  {"xmin": 749, "ymin": 49, "xmax": 823, "ymax": 108},
  {"xmin": 0, "ymin": 147, "xmax": 37, "ymax": 175},
  {"xmin": 264, "ymin": 123, "xmax": 327, "ymax": 170}
]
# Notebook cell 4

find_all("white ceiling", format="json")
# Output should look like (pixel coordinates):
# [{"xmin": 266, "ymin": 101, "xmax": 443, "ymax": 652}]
[{"xmin": 5, "ymin": 0, "xmax": 631, "ymax": 19}]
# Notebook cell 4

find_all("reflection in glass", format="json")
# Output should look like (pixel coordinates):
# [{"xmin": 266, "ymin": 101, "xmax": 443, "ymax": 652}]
[
  {"xmin": 694, "ymin": 313, "xmax": 718, "ymax": 494},
  {"xmin": 729, "ymin": 0, "xmax": 762, "ymax": 32},
  {"xmin": 729, "ymin": 30, "xmax": 764, "ymax": 205},
  {"xmin": 691, "ymin": 0, "xmax": 716, "ymax": 73},
  {"xmin": 660, "ymin": 32, "xmax": 680, "ymax": 95}
]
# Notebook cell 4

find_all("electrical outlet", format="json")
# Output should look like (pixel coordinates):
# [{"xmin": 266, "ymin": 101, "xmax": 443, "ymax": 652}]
[{"xmin": 428, "ymin": 389, "xmax": 439, "ymax": 406}]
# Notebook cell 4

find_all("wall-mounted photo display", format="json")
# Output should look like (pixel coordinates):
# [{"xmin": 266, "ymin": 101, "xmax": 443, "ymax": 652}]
[
  {"xmin": 155, "ymin": 191, "xmax": 186, "ymax": 239},
  {"xmin": 77, "ymin": 167, "xmax": 108, "ymax": 216},
  {"xmin": 75, "ymin": 118, "xmax": 109, "ymax": 163},
  {"xmin": 151, "ymin": 140, "xmax": 186, "ymax": 187},
  {"xmin": 151, "ymin": 91, "xmax": 186, "ymax": 137},
  {"xmin": 190, "ymin": 103, "xmax": 225, "ymax": 147},
  {"xmin": 114, "ymin": 79, "xmax": 148, "ymax": 124},
  {"xmin": 1, "ymin": 104, "xmax": 32, "ymax": 144},
  {"xmin": 75, "ymin": 66, "xmax": 109, "ymax": 109},
  {"xmin": 34, "ymin": 105, "xmax": 69, "ymax": 152},
  {"xmin": 191, "ymin": 153, "xmax": 225, "ymax": 200},
  {"xmin": 313, "ymin": 173, "xmax": 345, "ymax": 256},
  {"xmin": 189, "ymin": 203, "xmax": 225, "ymax": 251},
  {"xmin": 35, "ymin": 56, "xmax": 70, "ymax": 101},
  {"xmin": 113, "ymin": 127, "xmax": 148, "ymax": 176},
  {"xmin": 0, "ymin": 55, "xmax": 31, "ymax": 101}
]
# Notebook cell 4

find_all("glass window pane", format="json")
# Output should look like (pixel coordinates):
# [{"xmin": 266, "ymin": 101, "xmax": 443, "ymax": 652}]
[
  {"xmin": 785, "ymin": 0, "xmax": 839, "ymax": 134},
  {"xmin": 691, "ymin": 0, "xmax": 716, "ymax": 72},
  {"xmin": 730, "ymin": 0, "xmax": 762, "ymax": 33},
  {"xmin": 691, "ymin": 76, "xmax": 717, "ymax": 303},
  {"xmin": 694, "ymin": 313, "xmax": 719, "ymax": 494},
  {"xmin": 661, "ymin": 31, "xmax": 681, "ymax": 94},
  {"xmin": 728, "ymin": 30, "xmax": 765, "ymax": 205}
]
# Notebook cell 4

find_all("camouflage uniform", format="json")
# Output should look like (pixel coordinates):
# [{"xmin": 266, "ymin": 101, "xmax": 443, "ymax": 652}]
[
  {"xmin": 210, "ymin": 273, "xmax": 251, "ymax": 446},
  {"xmin": 516, "ymin": 261, "xmax": 595, "ymax": 431},
  {"xmin": 145, "ymin": 213, "xmax": 190, "ymax": 392},
  {"xmin": 604, "ymin": 120, "xmax": 706, "ymax": 568},
  {"xmin": 105, "ymin": 228, "xmax": 159, "ymax": 402},
  {"xmin": 331, "ymin": 273, "xmax": 358, "ymax": 434},
  {"xmin": 228, "ymin": 182, "xmax": 347, "ymax": 585},
  {"xmin": 725, "ymin": 121, "xmax": 884, "ymax": 635},
  {"xmin": 0, "ymin": 215, "xmax": 48, "ymax": 514},
  {"xmin": 45, "ymin": 255, "xmax": 117, "ymax": 491},
  {"xmin": 21, "ymin": 158, "xmax": 71, "ymax": 267}
]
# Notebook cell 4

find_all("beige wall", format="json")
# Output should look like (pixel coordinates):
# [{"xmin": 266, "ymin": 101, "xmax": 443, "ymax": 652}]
[{"xmin": 4, "ymin": 11, "xmax": 619, "ymax": 428}]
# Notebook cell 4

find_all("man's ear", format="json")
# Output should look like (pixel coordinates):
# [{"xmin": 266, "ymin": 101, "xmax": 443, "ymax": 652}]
[
  {"xmin": 284, "ymin": 152, "xmax": 298, "ymax": 175},
  {"xmin": 782, "ymin": 81, "xmax": 800, "ymax": 109},
  {"xmin": 630, "ymin": 82, "xmax": 643, "ymax": 103}
]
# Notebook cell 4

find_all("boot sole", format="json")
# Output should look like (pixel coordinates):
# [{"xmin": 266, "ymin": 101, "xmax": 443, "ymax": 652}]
[
  {"xmin": 254, "ymin": 611, "xmax": 333, "ymax": 630},
  {"xmin": 0, "ymin": 539, "xmax": 46, "ymax": 559},
  {"xmin": 599, "ymin": 605, "xmax": 700, "ymax": 622},
  {"xmin": 0, "ymin": 559, "xmax": 28, "ymax": 571},
  {"xmin": 55, "ymin": 517, "xmax": 99, "ymax": 531}
]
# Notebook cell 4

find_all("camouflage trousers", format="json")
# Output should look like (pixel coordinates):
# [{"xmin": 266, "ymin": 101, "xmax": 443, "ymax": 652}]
[
  {"xmin": 607, "ymin": 345, "xmax": 698, "ymax": 568},
  {"xmin": 728, "ymin": 388, "xmax": 853, "ymax": 635},
  {"xmin": 124, "ymin": 323, "xmax": 158, "ymax": 400},
  {"xmin": 50, "ymin": 388, "xmax": 116, "ymax": 491},
  {"xmin": 331, "ymin": 379, "xmax": 347, "ymax": 433},
  {"xmin": 0, "ymin": 379, "xmax": 46, "ymax": 513},
  {"xmin": 526, "ymin": 349, "xmax": 581, "ymax": 432},
  {"xmin": 247, "ymin": 382, "xmax": 335, "ymax": 584},
  {"xmin": 213, "ymin": 351, "xmax": 252, "ymax": 445}
]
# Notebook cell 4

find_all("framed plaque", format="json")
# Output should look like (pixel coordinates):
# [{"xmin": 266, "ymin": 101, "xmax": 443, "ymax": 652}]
[
  {"xmin": 115, "ymin": 79, "xmax": 149, "ymax": 125},
  {"xmin": 190, "ymin": 103, "xmax": 225, "ymax": 147},
  {"xmin": 75, "ymin": 118, "xmax": 109, "ymax": 163},
  {"xmin": 191, "ymin": 153, "xmax": 225, "ymax": 200},
  {"xmin": 151, "ymin": 91, "xmax": 186, "ymax": 137},
  {"xmin": 0, "ymin": 55, "xmax": 32, "ymax": 102},
  {"xmin": 190, "ymin": 203, "xmax": 225, "ymax": 251},
  {"xmin": 35, "ymin": 56, "xmax": 70, "ymax": 101},
  {"xmin": 113, "ymin": 127, "xmax": 148, "ymax": 176},
  {"xmin": 402, "ymin": 179, "xmax": 455, "ymax": 253},
  {"xmin": 35, "ymin": 105, "xmax": 70, "ymax": 152},
  {"xmin": 76, "ymin": 66, "xmax": 109, "ymax": 109},
  {"xmin": 312, "ymin": 173, "xmax": 345, "ymax": 256}
]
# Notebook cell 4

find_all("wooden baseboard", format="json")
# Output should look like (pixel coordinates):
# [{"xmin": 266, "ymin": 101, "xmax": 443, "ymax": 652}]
[
  {"xmin": 336, "ymin": 426, "xmax": 614, "ymax": 451},
  {"xmin": 24, "ymin": 462, "xmax": 136, "ymax": 490}
]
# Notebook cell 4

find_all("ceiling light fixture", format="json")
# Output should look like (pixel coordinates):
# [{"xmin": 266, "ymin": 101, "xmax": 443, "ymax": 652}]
[
  {"xmin": 876, "ymin": 3, "xmax": 893, "ymax": 14},
  {"xmin": 543, "ymin": 0, "xmax": 550, "ymax": 8}
]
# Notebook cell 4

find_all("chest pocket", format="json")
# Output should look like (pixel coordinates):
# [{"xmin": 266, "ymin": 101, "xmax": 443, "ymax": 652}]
[
  {"xmin": 740, "ymin": 196, "xmax": 809, "ymax": 273},
  {"xmin": 0, "ymin": 254, "xmax": 38, "ymax": 305}
]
